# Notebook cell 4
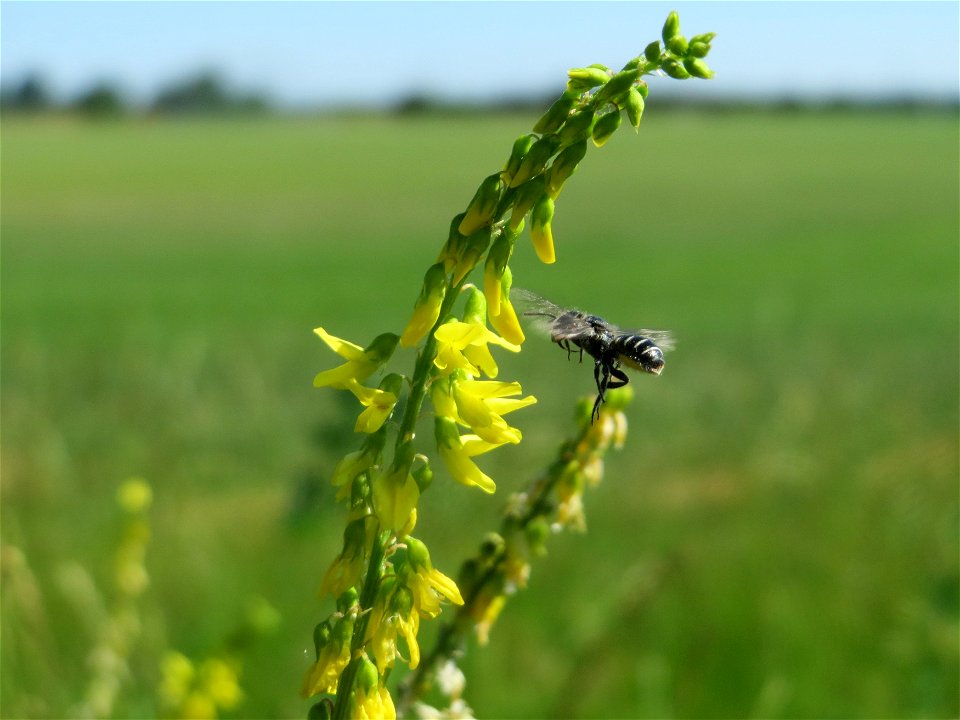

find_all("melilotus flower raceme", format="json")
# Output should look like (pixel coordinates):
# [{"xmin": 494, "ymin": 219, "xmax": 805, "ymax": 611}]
[{"xmin": 305, "ymin": 13, "xmax": 716, "ymax": 714}]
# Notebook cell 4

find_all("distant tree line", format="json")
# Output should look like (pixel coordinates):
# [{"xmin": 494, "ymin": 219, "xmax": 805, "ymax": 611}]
[
  {"xmin": 0, "ymin": 71, "xmax": 270, "ymax": 118},
  {"xmin": 2, "ymin": 70, "xmax": 956, "ymax": 119}
]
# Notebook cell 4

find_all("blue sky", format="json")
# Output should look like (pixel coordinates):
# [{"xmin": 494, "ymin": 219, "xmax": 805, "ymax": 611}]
[{"xmin": 2, "ymin": 1, "xmax": 958, "ymax": 107}]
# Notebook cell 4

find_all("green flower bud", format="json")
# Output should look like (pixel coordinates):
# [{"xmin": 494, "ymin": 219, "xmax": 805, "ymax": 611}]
[
  {"xmin": 405, "ymin": 536, "xmax": 432, "ymax": 571},
  {"xmin": 637, "ymin": 80, "xmax": 649, "ymax": 99},
  {"xmin": 365, "ymin": 333, "xmax": 400, "ymax": 365},
  {"xmin": 313, "ymin": 620, "xmax": 333, "ymax": 660},
  {"xmin": 690, "ymin": 32, "xmax": 717, "ymax": 46},
  {"xmin": 662, "ymin": 11, "xmax": 681, "ymax": 44},
  {"xmin": 594, "ymin": 67, "xmax": 641, "ymax": 106},
  {"xmin": 547, "ymin": 139, "xmax": 588, "ymax": 197},
  {"xmin": 438, "ymin": 213, "xmax": 468, "ymax": 272},
  {"xmin": 452, "ymin": 226, "xmax": 492, "ymax": 285},
  {"xmin": 462, "ymin": 285, "xmax": 486, "ymax": 325},
  {"xmin": 484, "ymin": 229, "xmax": 515, "ymax": 281},
  {"xmin": 350, "ymin": 472, "xmax": 372, "ymax": 514},
  {"xmin": 644, "ymin": 40, "xmax": 662, "ymax": 63},
  {"xmin": 556, "ymin": 108, "xmax": 595, "ymax": 146},
  {"xmin": 666, "ymin": 34, "xmax": 688, "ymax": 57},
  {"xmin": 624, "ymin": 87, "xmax": 645, "ymax": 131},
  {"xmin": 591, "ymin": 108, "xmax": 622, "ymax": 147},
  {"xmin": 401, "ymin": 263, "xmax": 447, "ymax": 347},
  {"xmin": 525, "ymin": 516, "xmax": 551, "ymax": 556},
  {"xmin": 508, "ymin": 135, "xmax": 560, "ymax": 188},
  {"xmin": 688, "ymin": 41, "xmax": 710, "ymax": 58},
  {"xmin": 413, "ymin": 460, "xmax": 433, "ymax": 493},
  {"xmin": 605, "ymin": 384, "xmax": 635, "ymax": 410},
  {"xmin": 533, "ymin": 90, "xmax": 578, "ymax": 135},
  {"xmin": 503, "ymin": 133, "xmax": 537, "ymax": 184},
  {"xmin": 661, "ymin": 58, "xmax": 691, "ymax": 80},
  {"xmin": 479, "ymin": 532, "xmax": 506, "ymax": 559},
  {"xmin": 336, "ymin": 585, "xmax": 360, "ymax": 614},
  {"xmin": 459, "ymin": 173, "xmax": 505, "ymax": 235},
  {"xmin": 332, "ymin": 613, "xmax": 355, "ymax": 647},
  {"xmin": 355, "ymin": 655, "xmax": 379, "ymax": 693},
  {"xmin": 683, "ymin": 57, "xmax": 715, "ymax": 79},
  {"xmin": 508, "ymin": 175, "xmax": 545, "ymax": 230},
  {"xmin": 566, "ymin": 66, "xmax": 610, "ymax": 91},
  {"xmin": 308, "ymin": 699, "xmax": 334, "ymax": 720}
]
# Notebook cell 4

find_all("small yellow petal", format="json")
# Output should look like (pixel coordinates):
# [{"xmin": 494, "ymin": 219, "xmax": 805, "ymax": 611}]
[{"xmin": 314, "ymin": 327, "xmax": 365, "ymax": 359}]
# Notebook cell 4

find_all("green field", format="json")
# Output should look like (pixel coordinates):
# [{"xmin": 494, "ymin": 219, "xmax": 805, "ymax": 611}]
[{"xmin": 2, "ymin": 109, "xmax": 958, "ymax": 719}]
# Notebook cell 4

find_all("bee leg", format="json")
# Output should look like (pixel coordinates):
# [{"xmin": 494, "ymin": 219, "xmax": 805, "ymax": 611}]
[
  {"xmin": 606, "ymin": 366, "xmax": 629, "ymax": 389},
  {"xmin": 591, "ymin": 361, "xmax": 613, "ymax": 423}
]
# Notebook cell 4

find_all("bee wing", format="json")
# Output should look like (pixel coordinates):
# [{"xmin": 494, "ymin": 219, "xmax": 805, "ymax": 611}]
[{"xmin": 510, "ymin": 288, "xmax": 580, "ymax": 338}]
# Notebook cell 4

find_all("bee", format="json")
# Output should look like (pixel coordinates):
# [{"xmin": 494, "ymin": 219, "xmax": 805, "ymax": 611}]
[{"xmin": 512, "ymin": 288, "xmax": 673, "ymax": 422}]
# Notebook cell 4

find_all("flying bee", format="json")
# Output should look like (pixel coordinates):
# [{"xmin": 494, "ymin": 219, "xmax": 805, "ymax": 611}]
[{"xmin": 512, "ymin": 288, "xmax": 674, "ymax": 422}]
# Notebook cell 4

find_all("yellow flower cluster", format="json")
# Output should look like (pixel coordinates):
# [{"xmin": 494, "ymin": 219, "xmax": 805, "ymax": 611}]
[{"xmin": 159, "ymin": 653, "xmax": 243, "ymax": 720}]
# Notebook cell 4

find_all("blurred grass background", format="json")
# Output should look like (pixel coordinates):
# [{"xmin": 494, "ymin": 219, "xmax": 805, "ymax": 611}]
[{"xmin": 1, "ymin": 108, "xmax": 957, "ymax": 718}]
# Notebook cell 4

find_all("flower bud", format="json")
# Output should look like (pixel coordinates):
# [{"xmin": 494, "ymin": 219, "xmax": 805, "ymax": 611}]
[
  {"xmin": 593, "ymin": 67, "xmax": 641, "ymax": 106},
  {"xmin": 483, "ymin": 231, "xmax": 516, "ymax": 315},
  {"xmin": 689, "ymin": 32, "xmax": 717, "ymax": 46},
  {"xmin": 461, "ymin": 285, "xmax": 486, "ymax": 325},
  {"xmin": 503, "ymin": 134, "xmax": 537, "ymax": 185},
  {"xmin": 546, "ymin": 139, "xmax": 587, "ymax": 198},
  {"xmin": 405, "ymin": 536, "xmax": 432, "ymax": 571},
  {"xmin": 683, "ymin": 57, "xmax": 715, "ymax": 79},
  {"xmin": 413, "ymin": 461, "xmax": 433, "ymax": 493},
  {"xmin": 313, "ymin": 621, "xmax": 333, "ymax": 660},
  {"xmin": 365, "ymin": 333, "xmax": 401, "ymax": 364},
  {"xmin": 624, "ymin": 87, "xmax": 645, "ymax": 131},
  {"xmin": 355, "ymin": 656, "xmax": 379, "ymax": 693},
  {"xmin": 508, "ymin": 136, "xmax": 560, "ymax": 188},
  {"xmin": 662, "ymin": 11, "xmax": 681, "ymax": 44},
  {"xmin": 533, "ymin": 90, "xmax": 578, "ymax": 135},
  {"xmin": 336, "ymin": 586, "xmax": 360, "ymax": 614},
  {"xmin": 566, "ymin": 66, "xmax": 610, "ymax": 91},
  {"xmin": 507, "ymin": 175, "xmax": 545, "ymax": 230},
  {"xmin": 557, "ymin": 108, "xmax": 595, "ymax": 146},
  {"xmin": 487, "ymin": 267, "xmax": 525, "ymax": 345},
  {"xmin": 308, "ymin": 699, "xmax": 334, "ymax": 720},
  {"xmin": 451, "ymin": 227, "xmax": 492, "ymax": 285},
  {"xmin": 688, "ymin": 41, "xmax": 710, "ymax": 58},
  {"xmin": 459, "ymin": 173, "xmax": 505, "ymax": 235},
  {"xmin": 666, "ymin": 34, "xmax": 688, "ymax": 56},
  {"xmin": 644, "ymin": 40, "xmax": 662, "ymax": 63},
  {"xmin": 529, "ymin": 195, "xmax": 556, "ymax": 264},
  {"xmin": 591, "ymin": 108, "xmax": 622, "ymax": 147},
  {"xmin": 525, "ymin": 516, "xmax": 551, "ymax": 556},
  {"xmin": 661, "ymin": 58, "xmax": 691, "ymax": 80},
  {"xmin": 400, "ymin": 263, "xmax": 448, "ymax": 348},
  {"xmin": 437, "ymin": 213, "xmax": 468, "ymax": 273}
]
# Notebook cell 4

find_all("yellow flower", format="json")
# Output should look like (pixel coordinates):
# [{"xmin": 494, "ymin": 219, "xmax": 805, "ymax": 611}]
[
  {"xmin": 199, "ymin": 658, "xmax": 242, "ymax": 711},
  {"xmin": 313, "ymin": 329, "xmax": 398, "ymax": 389},
  {"xmin": 434, "ymin": 321, "xmax": 519, "ymax": 379},
  {"xmin": 319, "ymin": 518, "xmax": 370, "ymax": 598},
  {"xmin": 367, "ymin": 582, "xmax": 421, "ymax": 670},
  {"xmin": 344, "ymin": 374, "xmax": 403, "ymax": 434},
  {"xmin": 404, "ymin": 538, "xmax": 464, "ymax": 619},
  {"xmin": 372, "ymin": 466, "xmax": 420, "ymax": 533},
  {"xmin": 300, "ymin": 617, "xmax": 353, "ymax": 699},
  {"xmin": 159, "ymin": 651, "xmax": 195, "ymax": 709},
  {"xmin": 452, "ymin": 378, "xmax": 536, "ymax": 445},
  {"xmin": 353, "ymin": 656, "xmax": 396, "ymax": 720},
  {"xmin": 435, "ymin": 417, "xmax": 503, "ymax": 494}
]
